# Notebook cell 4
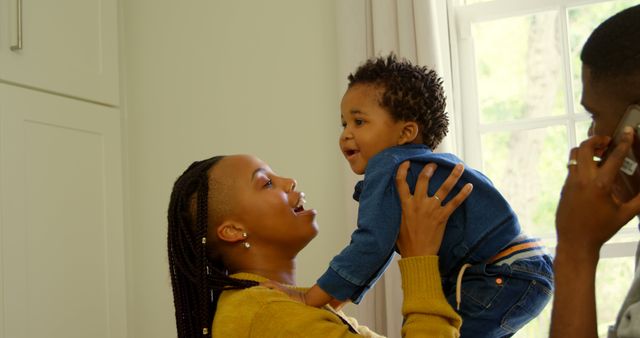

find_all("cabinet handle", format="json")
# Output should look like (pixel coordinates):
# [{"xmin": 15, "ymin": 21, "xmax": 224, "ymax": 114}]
[{"xmin": 10, "ymin": 0, "xmax": 23, "ymax": 51}]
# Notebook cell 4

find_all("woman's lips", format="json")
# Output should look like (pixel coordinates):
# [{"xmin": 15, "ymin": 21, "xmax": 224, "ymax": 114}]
[
  {"xmin": 295, "ymin": 208, "xmax": 317, "ymax": 216},
  {"xmin": 293, "ymin": 192, "xmax": 312, "ymax": 215}
]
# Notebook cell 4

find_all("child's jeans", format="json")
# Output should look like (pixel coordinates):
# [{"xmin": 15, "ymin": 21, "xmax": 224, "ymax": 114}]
[{"xmin": 444, "ymin": 253, "xmax": 554, "ymax": 338}]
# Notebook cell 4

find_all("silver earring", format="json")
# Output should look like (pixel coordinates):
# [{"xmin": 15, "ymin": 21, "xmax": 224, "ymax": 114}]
[{"xmin": 242, "ymin": 232, "xmax": 250, "ymax": 249}]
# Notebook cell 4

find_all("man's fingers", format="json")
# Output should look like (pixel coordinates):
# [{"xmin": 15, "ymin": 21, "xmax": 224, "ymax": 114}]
[
  {"xmin": 632, "ymin": 132, "xmax": 640, "ymax": 164},
  {"xmin": 576, "ymin": 136, "xmax": 605, "ymax": 176},
  {"xmin": 414, "ymin": 163, "xmax": 436, "ymax": 200},
  {"xmin": 567, "ymin": 148, "xmax": 578, "ymax": 176},
  {"xmin": 600, "ymin": 127, "xmax": 634, "ymax": 185},
  {"xmin": 619, "ymin": 190, "xmax": 640, "ymax": 225},
  {"xmin": 395, "ymin": 161, "xmax": 412, "ymax": 201}
]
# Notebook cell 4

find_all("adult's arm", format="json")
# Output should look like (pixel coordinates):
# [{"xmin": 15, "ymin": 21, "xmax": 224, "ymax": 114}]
[
  {"xmin": 551, "ymin": 130, "xmax": 640, "ymax": 338},
  {"xmin": 396, "ymin": 161, "xmax": 471, "ymax": 336},
  {"xmin": 254, "ymin": 256, "xmax": 462, "ymax": 337}
]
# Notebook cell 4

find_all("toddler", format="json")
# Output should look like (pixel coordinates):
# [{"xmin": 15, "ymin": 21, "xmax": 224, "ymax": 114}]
[{"xmin": 304, "ymin": 54, "xmax": 553, "ymax": 337}]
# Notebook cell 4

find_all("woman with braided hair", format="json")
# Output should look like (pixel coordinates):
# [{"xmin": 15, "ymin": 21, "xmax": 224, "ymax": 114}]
[{"xmin": 167, "ymin": 154, "xmax": 472, "ymax": 337}]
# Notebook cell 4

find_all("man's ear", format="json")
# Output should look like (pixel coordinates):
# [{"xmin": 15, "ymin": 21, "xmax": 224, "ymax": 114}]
[
  {"xmin": 216, "ymin": 221, "xmax": 246, "ymax": 244},
  {"xmin": 398, "ymin": 121, "xmax": 419, "ymax": 145}
]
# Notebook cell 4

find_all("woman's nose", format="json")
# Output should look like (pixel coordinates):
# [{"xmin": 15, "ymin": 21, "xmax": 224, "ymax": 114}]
[{"xmin": 286, "ymin": 178, "xmax": 297, "ymax": 192}]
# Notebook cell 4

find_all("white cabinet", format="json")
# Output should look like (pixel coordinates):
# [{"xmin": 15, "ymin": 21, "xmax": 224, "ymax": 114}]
[
  {"xmin": 0, "ymin": 0, "xmax": 119, "ymax": 105},
  {"xmin": 0, "ymin": 84, "xmax": 127, "ymax": 338}
]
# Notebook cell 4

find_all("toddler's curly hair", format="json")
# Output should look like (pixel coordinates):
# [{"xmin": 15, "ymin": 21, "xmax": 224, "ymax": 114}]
[{"xmin": 348, "ymin": 54, "xmax": 448, "ymax": 149}]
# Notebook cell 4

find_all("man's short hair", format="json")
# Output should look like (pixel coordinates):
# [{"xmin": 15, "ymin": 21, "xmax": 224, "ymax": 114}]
[{"xmin": 581, "ymin": 4, "xmax": 640, "ymax": 81}]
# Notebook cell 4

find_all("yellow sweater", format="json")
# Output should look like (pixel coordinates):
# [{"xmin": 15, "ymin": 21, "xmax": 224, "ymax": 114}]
[{"xmin": 212, "ymin": 256, "xmax": 461, "ymax": 337}]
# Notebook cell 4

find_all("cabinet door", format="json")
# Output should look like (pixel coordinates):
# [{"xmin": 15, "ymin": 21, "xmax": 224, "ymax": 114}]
[
  {"xmin": 0, "ymin": 0, "xmax": 119, "ymax": 105},
  {"xmin": 0, "ymin": 84, "xmax": 127, "ymax": 338}
]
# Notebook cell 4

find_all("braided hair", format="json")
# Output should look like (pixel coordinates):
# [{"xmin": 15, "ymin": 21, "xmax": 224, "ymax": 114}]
[
  {"xmin": 348, "ymin": 53, "xmax": 448, "ymax": 149},
  {"xmin": 167, "ymin": 156, "xmax": 258, "ymax": 338}
]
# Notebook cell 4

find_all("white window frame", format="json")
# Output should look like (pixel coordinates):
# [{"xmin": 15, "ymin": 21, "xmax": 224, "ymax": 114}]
[{"xmin": 447, "ymin": 0, "xmax": 639, "ymax": 259}]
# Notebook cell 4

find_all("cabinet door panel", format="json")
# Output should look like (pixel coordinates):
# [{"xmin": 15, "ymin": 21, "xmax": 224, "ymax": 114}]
[
  {"xmin": 0, "ymin": 0, "xmax": 119, "ymax": 105},
  {"xmin": 0, "ymin": 84, "xmax": 126, "ymax": 338}
]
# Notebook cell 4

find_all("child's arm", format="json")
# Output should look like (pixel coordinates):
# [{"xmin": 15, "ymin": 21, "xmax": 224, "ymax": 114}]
[
  {"xmin": 260, "ymin": 281, "xmax": 347, "ymax": 310},
  {"xmin": 303, "ymin": 284, "xmax": 335, "ymax": 307},
  {"xmin": 304, "ymin": 284, "xmax": 349, "ymax": 310},
  {"xmin": 260, "ymin": 281, "xmax": 347, "ymax": 309}
]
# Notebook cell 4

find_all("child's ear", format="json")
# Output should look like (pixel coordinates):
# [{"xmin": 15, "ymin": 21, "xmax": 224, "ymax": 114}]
[
  {"xmin": 216, "ymin": 221, "xmax": 246, "ymax": 243},
  {"xmin": 398, "ymin": 121, "xmax": 419, "ymax": 145}
]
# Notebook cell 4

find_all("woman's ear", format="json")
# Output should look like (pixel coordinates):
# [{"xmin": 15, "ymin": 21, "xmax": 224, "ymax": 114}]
[
  {"xmin": 216, "ymin": 222, "xmax": 246, "ymax": 243},
  {"xmin": 398, "ymin": 121, "xmax": 419, "ymax": 145}
]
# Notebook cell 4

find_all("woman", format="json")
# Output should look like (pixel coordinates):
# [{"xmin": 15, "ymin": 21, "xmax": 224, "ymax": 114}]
[{"xmin": 167, "ymin": 154, "xmax": 472, "ymax": 337}]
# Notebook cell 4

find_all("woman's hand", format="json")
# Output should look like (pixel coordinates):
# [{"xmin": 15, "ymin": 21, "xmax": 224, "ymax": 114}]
[
  {"xmin": 556, "ymin": 129, "xmax": 640, "ymax": 258},
  {"xmin": 395, "ymin": 162, "xmax": 473, "ymax": 257}
]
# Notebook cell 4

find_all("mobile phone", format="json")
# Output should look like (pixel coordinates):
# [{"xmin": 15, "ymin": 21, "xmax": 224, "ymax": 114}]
[{"xmin": 600, "ymin": 105, "xmax": 640, "ymax": 203}]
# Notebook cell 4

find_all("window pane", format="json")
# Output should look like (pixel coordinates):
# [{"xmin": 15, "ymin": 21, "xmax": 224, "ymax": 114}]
[
  {"xmin": 472, "ymin": 11, "xmax": 566, "ymax": 124},
  {"xmin": 481, "ymin": 126, "xmax": 568, "ymax": 237},
  {"xmin": 596, "ymin": 257, "xmax": 636, "ymax": 336},
  {"xmin": 567, "ymin": 0, "xmax": 640, "ymax": 108},
  {"xmin": 513, "ymin": 256, "xmax": 636, "ymax": 338}
]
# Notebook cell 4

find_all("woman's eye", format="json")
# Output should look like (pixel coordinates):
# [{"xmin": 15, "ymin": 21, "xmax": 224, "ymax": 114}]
[{"xmin": 264, "ymin": 179, "xmax": 273, "ymax": 188}]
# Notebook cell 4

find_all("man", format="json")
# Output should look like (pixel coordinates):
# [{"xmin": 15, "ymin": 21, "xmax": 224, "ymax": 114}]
[{"xmin": 550, "ymin": 4, "xmax": 640, "ymax": 338}]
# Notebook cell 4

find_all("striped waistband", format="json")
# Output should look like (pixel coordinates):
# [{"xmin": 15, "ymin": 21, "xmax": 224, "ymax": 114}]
[
  {"xmin": 487, "ymin": 235, "xmax": 547, "ymax": 265},
  {"xmin": 454, "ymin": 235, "xmax": 547, "ymax": 310}
]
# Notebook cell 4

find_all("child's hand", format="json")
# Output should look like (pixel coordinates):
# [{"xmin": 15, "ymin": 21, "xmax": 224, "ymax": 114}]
[{"xmin": 329, "ymin": 298, "xmax": 347, "ymax": 311}]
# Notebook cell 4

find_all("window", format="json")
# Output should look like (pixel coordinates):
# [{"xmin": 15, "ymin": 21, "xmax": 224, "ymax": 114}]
[{"xmin": 449, "ymin": 0, "xmax": 640, "ymax": 336}]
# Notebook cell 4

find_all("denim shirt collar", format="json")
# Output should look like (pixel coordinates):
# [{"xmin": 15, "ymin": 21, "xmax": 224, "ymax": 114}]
[{"xmin": 352, "ymin": 144, "xmax": 431, "ymax": 201}]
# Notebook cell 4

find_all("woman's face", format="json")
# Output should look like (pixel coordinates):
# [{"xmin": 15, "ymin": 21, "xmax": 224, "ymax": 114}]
[{"xmin": 210, "ymin": 155, "xmax": 318, "ymax": 255}]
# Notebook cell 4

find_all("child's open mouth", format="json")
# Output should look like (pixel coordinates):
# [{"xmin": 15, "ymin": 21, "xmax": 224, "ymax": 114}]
[{"xmin": 344, "ymin": 149, "xmax": 359, "ymax": 158}]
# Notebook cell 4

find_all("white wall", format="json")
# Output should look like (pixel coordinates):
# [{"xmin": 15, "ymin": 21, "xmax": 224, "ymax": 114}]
[{"xmin": 122, "ymin": 1, "xmax": 347, "ymax": 337}]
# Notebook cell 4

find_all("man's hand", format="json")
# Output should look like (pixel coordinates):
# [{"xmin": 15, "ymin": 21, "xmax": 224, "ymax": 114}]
[
  {"xmin": 556, "ymin": 128, "xmax": 640, "ymax": 256},
  {"xmin": 551, "ymin": 128, "xmax": 640, "ymax": 338}
]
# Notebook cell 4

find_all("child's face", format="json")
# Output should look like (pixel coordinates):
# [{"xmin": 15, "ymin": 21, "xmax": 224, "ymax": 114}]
[{"xmin": 340, "ymin": 84, "xmax": 408, "ymax": 175}]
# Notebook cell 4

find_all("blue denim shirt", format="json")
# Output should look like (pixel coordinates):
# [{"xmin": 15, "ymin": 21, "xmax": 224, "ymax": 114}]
[{"xmin": 317, "ymin": 144, "xmax": 522, "ymax": 303}]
